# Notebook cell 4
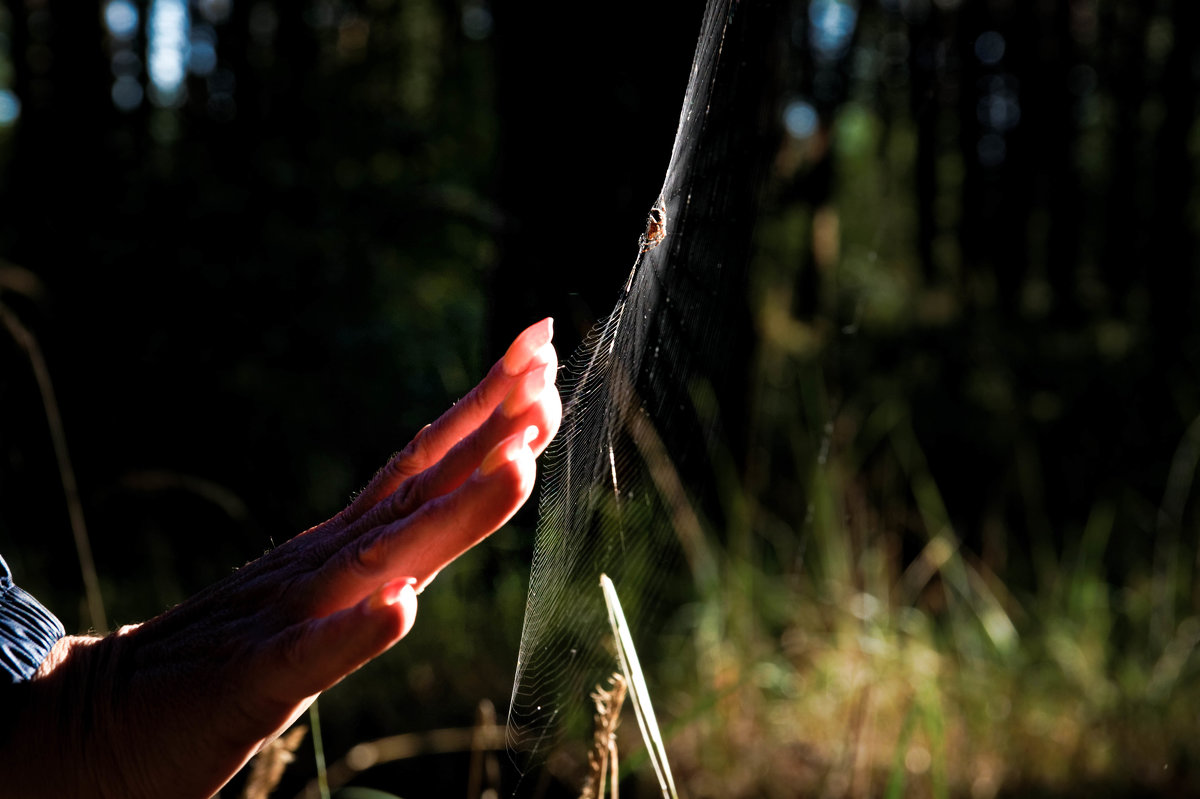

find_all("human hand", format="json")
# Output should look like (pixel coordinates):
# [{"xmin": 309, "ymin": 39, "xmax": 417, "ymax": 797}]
[{"xmin": 2, "ymin": 318, "xmax": 561, "ymax": 799}]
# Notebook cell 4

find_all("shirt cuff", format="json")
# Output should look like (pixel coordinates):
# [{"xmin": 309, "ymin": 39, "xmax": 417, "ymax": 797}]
[{"xmin": 0, "ymin": 556, "xmax": 66, "ymax": 683}]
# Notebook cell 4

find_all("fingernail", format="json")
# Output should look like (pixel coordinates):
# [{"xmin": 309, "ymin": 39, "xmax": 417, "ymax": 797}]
[
  {"xmin": 501, "ymin": 362, "xmax": 550, "ymax": 418},
  {"xmin": 527, "ymin": 342, "xmax": 557, "ymax": 371},
  {"xmin": 502, "ymin": 318, "xmax": 554, "ymax": 376},
  {"xmin": 480, "ymin": 426, "xmax": 539, "ymax": 477},
  {"xmin": 368, "ymin": 576, "xmax": 418, "ymax": 611}
]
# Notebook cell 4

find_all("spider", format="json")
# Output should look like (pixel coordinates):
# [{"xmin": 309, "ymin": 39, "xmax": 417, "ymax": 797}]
[{"xmin": 639, "ymin": 201, "xmax": 668, "ymax": 253}]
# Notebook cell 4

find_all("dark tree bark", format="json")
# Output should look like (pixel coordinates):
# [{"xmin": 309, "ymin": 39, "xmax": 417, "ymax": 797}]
[
  {"xmin": 1096, "ymin": 1, "xmax": 1150, "ymax": 314},
  {"xmin": 3, "ymin": 0, "xmax": 111, "ymax": 276},
  {"xmin": 1033, "ymin": 1, "xmax": 1084, "ymax": 322},
  {"xmin": 1145, "ymin": 0, "xmax": 1198, "ymax": 365},
  {"xmin": 908, "ymin": 2, "xmax": 942, "ymax": 285}
]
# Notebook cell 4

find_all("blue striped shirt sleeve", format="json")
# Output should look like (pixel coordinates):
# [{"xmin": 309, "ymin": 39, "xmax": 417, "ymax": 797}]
[{"xmin": 0, "ymin": 555, "xmax": 66, "ymax": 683}]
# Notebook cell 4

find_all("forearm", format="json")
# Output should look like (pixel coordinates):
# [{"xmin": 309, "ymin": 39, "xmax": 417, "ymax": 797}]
[
  {"xmin": 0, "ymin": 635, "xmax": 133, "ymax": 799},
  {"xmin": 3, "ymin": 626, "xmax": 270, "ymax": 799}
]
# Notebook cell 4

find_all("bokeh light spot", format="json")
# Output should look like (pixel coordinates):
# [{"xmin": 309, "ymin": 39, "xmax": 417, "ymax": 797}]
[
  {"xmin": 0, "ymin": 90, "xmax": 21, "ymax": 125},
  {"xmin": 189, "ymin": 38, "xmax": 217, "ymax": 76},
  {"xmin": 834, "ymin": 103, "xmax": 875, "ymax": 157},
  {"xmin": 975, "ymin": 31, "xmax": 1005, "ymax": 65},
  {"xmin": 112, "ymin": 75, "xmax": 144, "ymax": 112},
  {"xmin": 148, "ymin": 0, "xmax": 190, "ymax": 107},
  {"xmin": 196, "ymin": 0, "xmax": 232, "ymax": 24},
  {"xmin": 462, "ymin": 1, "xmax": 493, "ymax": 41},
  {"xmin": 977, "ymin": 91, "xmax": 1020, "ymax": 132},
  {"xmin": 784, "ymin": 99, "xmax": 820, "ymax": 140},
  {"xmin": 809, "ymin": 0, "xmax": 858, "ymax": 61},
  {"xmin": 111, "ymin": 49, "xmax": 142, "ymax": 77},
  {"xmin": 105, "ymin": 0, "xmax": 140, "ymax": 40}
]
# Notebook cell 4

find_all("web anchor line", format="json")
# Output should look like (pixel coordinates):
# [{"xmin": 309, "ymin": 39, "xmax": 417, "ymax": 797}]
[{"xmin": 506, "ymin": 1, "xmax": 781, "ymax": 793}]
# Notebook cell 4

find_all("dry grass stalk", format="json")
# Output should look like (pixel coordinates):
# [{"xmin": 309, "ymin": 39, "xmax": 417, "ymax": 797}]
[
  {"xmin": 580, "ymin": 672, "xmax": 628, "ymax": 799},
  {"xmin": 599, "ymin": 575, "xmax": 679, "ymax": 799},
  {"xmin": 242, "ymin": 725, "xmax": 309, "ymax": 799},
  {"xmin": 293, "ymin": 724, "xmax": 508, "ymax": 798},
  {"xmin": 468, "ymin": 698, "xmax": 502, "ymax": 799},
  {"xmin": 0, "ymin": 299, "xmax": 107, "ymax": 632}
]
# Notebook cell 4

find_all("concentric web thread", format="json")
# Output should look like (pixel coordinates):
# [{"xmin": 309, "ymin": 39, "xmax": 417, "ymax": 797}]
[{"xmin": 505, "ymin": 0, "xmax": 784, "ymax": 790}]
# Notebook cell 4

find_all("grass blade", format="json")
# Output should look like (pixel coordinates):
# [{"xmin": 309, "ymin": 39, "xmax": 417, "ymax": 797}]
[{"xmin": 599, "ymin": 573, "xmax": 679, "ymax": 799}]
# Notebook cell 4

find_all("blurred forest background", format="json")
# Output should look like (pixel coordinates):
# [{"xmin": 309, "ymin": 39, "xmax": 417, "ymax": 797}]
[{"xmin": 1, "ymin": 0, "xmax": 1199, "ymax": 797}]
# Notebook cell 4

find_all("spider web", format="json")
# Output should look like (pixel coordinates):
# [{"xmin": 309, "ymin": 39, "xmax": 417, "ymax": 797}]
[{"xmin": 505, "ymin": 0, "xmax": 785, "ymax": 791}]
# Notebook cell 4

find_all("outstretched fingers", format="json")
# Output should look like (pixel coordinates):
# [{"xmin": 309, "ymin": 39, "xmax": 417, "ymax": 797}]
[
  {"xmin": 348, "ymin": 361, "xmax": 560, "ymax": 535},
  {"xmin": 414, "ymin": 320, "xmax": 557, "ymax": 468},
  {"xmin": 315, "ymin": 425, "xmax": 540, "ymax": 605},
  {"xmin": 322, "ymin": 318, "xmax": 556, "ymax": 533}
]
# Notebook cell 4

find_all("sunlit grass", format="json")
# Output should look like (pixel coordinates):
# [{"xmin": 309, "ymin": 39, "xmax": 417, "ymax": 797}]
[
  {"xmin": 647, "ymin": 218, "xmax": 1200, "ymax": 798},
  {"xmin": 655, "ymin": 407, "xmax": 1200, "ymax": 798}
]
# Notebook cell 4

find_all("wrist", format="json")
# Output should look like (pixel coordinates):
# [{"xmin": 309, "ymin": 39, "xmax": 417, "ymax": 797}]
[{"xmin": 2, "ymin": 634, "xmax": 138, "ymax": 799}]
